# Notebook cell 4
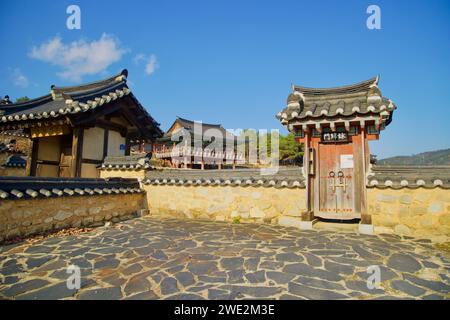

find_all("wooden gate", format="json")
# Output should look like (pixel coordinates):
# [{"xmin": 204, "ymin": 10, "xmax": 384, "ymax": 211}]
[{"xmin": 316, "ymin": 142, "xmax": 361, "ymax": 220}]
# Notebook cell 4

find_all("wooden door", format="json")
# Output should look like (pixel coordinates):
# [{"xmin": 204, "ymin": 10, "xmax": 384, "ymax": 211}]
[
  {"xmin": 316, "ymin": 143, "xmax": 360, "ymax": 220},
  {"xmin": 59, "ymin": 134, "xmax": 73, "ymax": 177}
]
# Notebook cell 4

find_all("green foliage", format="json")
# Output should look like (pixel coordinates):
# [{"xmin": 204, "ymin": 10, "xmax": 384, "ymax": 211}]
[
  {"xmin": 15, "ymin": 96, "xmax": 30, "ymax": 103},
  {"xmin": 232, "ymin": 216, "xmax": 241, "ymax": 224},
  {"xmin": 238, "ymin": 130, "xmax": 303, "ymax": 163},
  {"xmin": 279, "ymin": 133, "xmax": 303, "ymax": 161}
]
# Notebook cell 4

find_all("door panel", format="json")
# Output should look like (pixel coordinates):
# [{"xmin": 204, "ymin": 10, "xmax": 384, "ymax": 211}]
[{"xmin": 316, "ymin": 142, "xmax": 360, "ymax": 220}]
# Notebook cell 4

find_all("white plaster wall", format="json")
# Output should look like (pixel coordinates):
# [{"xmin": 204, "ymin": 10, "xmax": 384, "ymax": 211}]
[
  {"xmin": 81, "ymin": 163, "xmax": 100, "ymax": 178},
  {"xmin": 82, "ymin": 127, "xmax": 104, "ymax": 160},
  {"xmin": 107, "ymin": 130, "xmax": 126, "ymax": 157}
]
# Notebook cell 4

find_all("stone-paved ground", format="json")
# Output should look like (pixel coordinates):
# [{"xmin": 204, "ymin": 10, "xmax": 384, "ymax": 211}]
[{"xmin": 0, "ymin": 218, "xmax": 449, "ymax": 300}]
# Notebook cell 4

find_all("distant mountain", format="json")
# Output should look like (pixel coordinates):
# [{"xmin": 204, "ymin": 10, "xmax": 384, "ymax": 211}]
[{"xmin": 378, "ymin": 148, "xmax": 450, "ymax": 166}]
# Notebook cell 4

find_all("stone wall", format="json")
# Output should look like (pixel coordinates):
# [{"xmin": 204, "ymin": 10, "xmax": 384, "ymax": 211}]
[
  {"xmin": 100, "ymin": 169, "xmax": 146, "ymax": 179},
  {"xmin": 144, "ymin": 184, "xmax": 307, "ymax": 224},
  {"xmin": 367, "ymin": 187, "xmax": 450, "ymax": 238},
  {"xmin": 0, "ymin": 166, "xmax": 27, "ymax": 177},
  {"xmin": 0, "ymin": 193, "xmax": 145, "ymax": 242},
  {"xmin": 144, "ymin": 183, "xmax": 450, "ymax": 239}
]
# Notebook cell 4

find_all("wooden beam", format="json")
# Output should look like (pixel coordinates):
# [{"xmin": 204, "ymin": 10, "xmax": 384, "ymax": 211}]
[
  {"xmin": 120, "ymin": 107, "xmax": 153, "ymax": 138},
  {"xmin": 103, "ymin": 129, "xmax": 109, "ymax": 159},
  {"xmin": 125, "ymin": 136, "xmax": 131, "ymax": 156},
  {"xmin": 72, "ymin": 103, "xmax": 122, "ymax": 126},
  {"xmin": 82, "ymin": 158, "xmax": 103, "ymax": 164},
  {"xmin": 94, "ymin": 119, "xmax": 127, "ymax": 137},
  {"xmin": 29, "ymin": 138, "xmax": 39, "ymax": 176},
  {"xmin": 37, "ymin": 160, "xmax": 60, "ymax": 166}
]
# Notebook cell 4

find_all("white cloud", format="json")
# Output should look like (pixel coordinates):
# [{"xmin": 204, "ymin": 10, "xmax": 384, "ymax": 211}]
[
  {"xmin": 133, "ymin": 53, "xmax": 146, "ymax": 65},
  {"xmin": 133, "ymin": 53, "xmax": 158, "ymax": 76},
  {"xmin": 12, "ymin": 68, "xmax": 29, "ymax": 88},
  {"xmin": 29, "ymin": 33, "xmax": 126, "ymax": 82},
  {"xmin": 145, "ymin": 54, "xmax": 158, "ymax": 76}
]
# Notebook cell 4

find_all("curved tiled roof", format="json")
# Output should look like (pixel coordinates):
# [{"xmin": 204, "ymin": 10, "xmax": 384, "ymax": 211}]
[
  {"xmin": 367, "ymin": 165, "xmax": 450, "ymax": 189},
  {"xmin": 100, "ymin": 155, "xmax": 153, "ymax": 170},
  {"xmin": 0, "ymin": 176, "xmax": 143, "ymax": 200},
  {"xmin": 143, "ymin": 167, "xmax": 305, "ymax": 188},
  {"xmin": 159, "ymin": 116, "xmax": 232, "ymax": 143},
  {"xmin": 0, "ymin": 69, "xmax": 162, "ymax": 137},
  {"xmin": 293, "ymin": 77, "xmax": 379, "ymax": 96},
  {"xmin": 3, "ymin": 154, "xmax": 27, "ymax": 168},
  {"xmin": 276, "ymin": 76, "xmax": 396, "ymax": 128}
]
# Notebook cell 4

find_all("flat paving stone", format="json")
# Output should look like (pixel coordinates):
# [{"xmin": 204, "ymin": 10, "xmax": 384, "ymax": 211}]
[
  {"xmin": 1, "ymin": 217, "xmax": 449, "ymax": 300},
  {"xmin": 244, "ymin": 270, "xmax": 266, "ymax": 283},
  {"xmin": 387, "ymin": 253, "xmax": 422, "ymax": 273},
  {"xmin": 283, "ymin": 263, "xmax": 343, "ymax": 282},
  {"xmin": 78, "ymin": 287, "xmax": 122, "ymax": 300},
  {"xmin": 187, "ymin": 261, "xmax": 218, "ymax": 275},
  {"xmin": 1, "ymin": 279, "xmax": 50, "ymax": 297},
  {"xmin": 390, "ymin": 280, "xmax": 426, "ymax": 297},
  {"xmin": 16, "ymin": 282, "xmax": 78, "ymax": 300},
  {"xmin": 174, "ymin": 271, "xmax": 195, "ymax": 287},
  {"xmin": 288, "ymin": 282, "xmax": 349, "ymax": 300},
  {"xmin": 160, "ymin": 277, "xmax": 179, "ymax": 295},
  {"xmin": 266, "ymin": 271, "xmax": 296, "ymax": 285},
  {"xmin": 220, "ymin": 257, "xmax": 244, "ymax": 270}
]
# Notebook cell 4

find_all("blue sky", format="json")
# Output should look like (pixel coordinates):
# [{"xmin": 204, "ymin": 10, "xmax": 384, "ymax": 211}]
[{"xmin": 1, "ymin": 0, "xmax": 449, "ymax": 158}]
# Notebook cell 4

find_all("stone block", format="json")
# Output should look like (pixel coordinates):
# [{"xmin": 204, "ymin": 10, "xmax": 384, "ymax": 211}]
[
  {"xmin": 249, "ymin": 207, "xmax": 265, "ymax": 218},
  {"xmin": 231, "ymin": 211, "xmax": 239, "ymax": 218},
  {"xmin": 376, "ymin": 194, "xmax": 396, "ymax": 203},
  {"xmin": 359, "ymin": 223, "xmax": 374, "ymax": 235},
  {"xmin": 278, "ymin": 216, "xmax": 302, "ymax": 229},
  {"xmin": 419, "ymin": 215, "xmax": 433, "ymax": 228},
  {"xmin": 44, "ymin": 217, "xmax": 53, "ymax": 224},
  {"xmin": 428, "ymin": 202, "xmax": 444, "ymax": 214},
  {"xmin": 88, "ymin": 207, "xmax": 102, "ymax": 215},
  {"xmin": 399, "ymin": 195, "xmax": 412, "ymax": 205},
  {"xmin": 394, "ymin": 224, "xmax": 411, "ymax": 235},
  {"xmin": 299, "ymin": 219, "xmax": 318, "ymax": 230},
  {"xmin": 54, "ymin": 210, "xmax": 73, "ymax": 221},
  {"xmin": 251, "ymin": 192, "xmax": 262, "ymax": 199}
]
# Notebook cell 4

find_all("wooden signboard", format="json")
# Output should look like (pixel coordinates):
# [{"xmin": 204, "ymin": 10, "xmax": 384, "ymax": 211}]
[{"xmin": 321, "ymin": 131, "xmax": 349, "ymax": 144}]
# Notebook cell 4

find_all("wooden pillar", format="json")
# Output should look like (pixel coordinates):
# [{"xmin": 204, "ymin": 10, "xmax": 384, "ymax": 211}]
[
  {"xmin": 304, "ymin": 129, "xmax": 311, "ymax": 212},
  {"xmin": 360, "ymin": 125, "xmax": 371, "ymax": 224},
  {"xmin": 103, "ymin": 129, "xmax": 109, "ymax": 160},
  {"xmin": 29, "ymin": 138, "xmax": 39, "ymax": 176},
  {"xmin": 125, "ymin": 136, "xmax": 131, "ymax": 156},
  {"xmin": 72, "ymin": 127, "xmax": 84, "ymax": 178}
]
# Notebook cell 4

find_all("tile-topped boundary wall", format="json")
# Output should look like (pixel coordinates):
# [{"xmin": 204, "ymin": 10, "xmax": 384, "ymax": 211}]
[
  {"xmin": 141, "ymin": 167, "xmax": 450, "ymax": 238},
  {"xmin": 0, "ymin": 177, "xmax": 145, "ymax": 241},
  {"xmin": 2, "ymin": 166, "xmax": 450, "ymax": 240},
  {"xmin": 367, "ymin": 188, "xmax": 450, "ymax": 238}
]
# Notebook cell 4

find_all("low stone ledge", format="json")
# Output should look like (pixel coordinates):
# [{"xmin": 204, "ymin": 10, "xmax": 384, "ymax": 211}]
[{"xmin": 0, "ymin": 192, "xmax": 145, "ymax": 242}]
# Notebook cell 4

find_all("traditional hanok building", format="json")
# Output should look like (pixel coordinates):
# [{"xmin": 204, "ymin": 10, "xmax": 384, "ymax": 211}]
[
  {"xmin": 0, "ymin": 69, "xmax": 162, "ymax": 178},
  {"xmin": 277, "ymin": 76, "xmax": 396, "ymax": 230},
  {"xmin": 154, "ymin": 117, "xmax": 243, "ymax": 169},
  {"xmin": 0, "ymin": 129, "xmax": 31, "ymax": 176}
]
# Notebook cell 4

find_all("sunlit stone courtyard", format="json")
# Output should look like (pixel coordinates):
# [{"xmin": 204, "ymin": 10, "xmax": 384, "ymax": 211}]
[{"xmin": 0, "ymin": 217, "xmax": 449, "ymax": 300}]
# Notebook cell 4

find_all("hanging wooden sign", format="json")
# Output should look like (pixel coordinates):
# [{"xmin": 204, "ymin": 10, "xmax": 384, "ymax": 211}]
[{"xmin": 321, "ymin": 131, "xmax": 349, "ymax": 143}]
